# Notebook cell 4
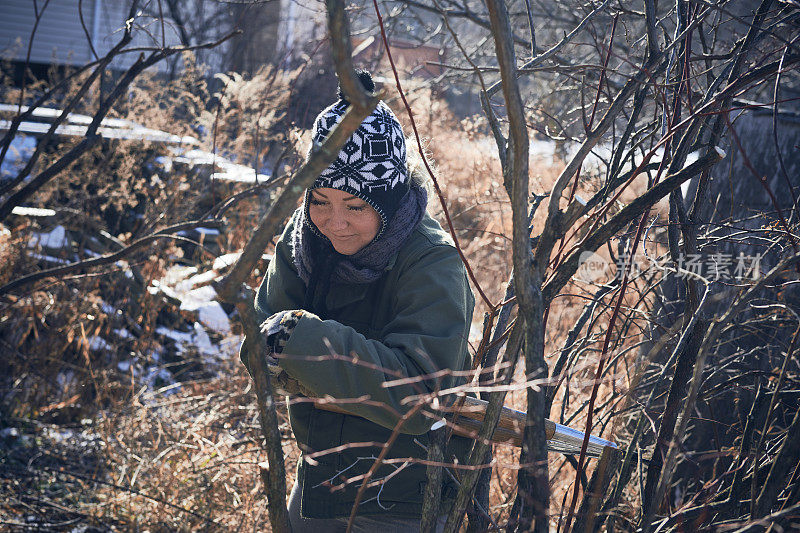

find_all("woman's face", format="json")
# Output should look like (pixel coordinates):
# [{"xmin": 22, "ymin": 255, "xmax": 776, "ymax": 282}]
[{"xmin": 308, "ymin": 187, "xmax": 381, "ymax": 255}]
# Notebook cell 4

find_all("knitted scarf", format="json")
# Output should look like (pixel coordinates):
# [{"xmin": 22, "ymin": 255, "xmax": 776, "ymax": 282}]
[{"xmin": 291, "ymin": 183, "xmax": 428, "ymax": 291}]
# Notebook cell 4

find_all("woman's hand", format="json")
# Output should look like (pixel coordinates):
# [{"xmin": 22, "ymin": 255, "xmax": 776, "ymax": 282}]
[
  {"xmin": 261, "ymin": 310, "xmax": 307, "ymax": 355},
  {"xmin": 239, "ymin": 310, "xmax": 299, "ymax": 379},
  {"xmin": 257, "ymin": 311, "xmax": 319, "ymax": 397}
]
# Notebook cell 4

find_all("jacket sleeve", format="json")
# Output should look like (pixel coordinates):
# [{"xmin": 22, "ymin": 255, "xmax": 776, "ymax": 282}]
[{"xmin": 277, "ymin": 243, "xmax": 474, "ymax": 435}]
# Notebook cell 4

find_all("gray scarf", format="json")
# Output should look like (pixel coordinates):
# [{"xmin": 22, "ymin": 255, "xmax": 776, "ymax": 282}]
[{"xmin": 292, "ymin": 184, "xmax": 428, "ymax": 287}]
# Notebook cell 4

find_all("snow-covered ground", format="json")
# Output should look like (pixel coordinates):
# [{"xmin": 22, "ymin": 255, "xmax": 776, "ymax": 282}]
[
  {"xmin": 170, "ymin": 147, "xmax": 270, "ymax": 183},
  {"xmin": 27, "ymin": 224, "xmax": 69, "ymax": 249},
  {"xmin": 0, "ymin": 103, "xmax": 269, "ymax": 185},
  {"xmin": 0, "ymin": 135, "xmax": 36, "ymax": 180},
  {"xmin": 0, "ymin": 103, "xmax": 200, "ymax": 146},
  {"xmin": 70, "ymin": 258, "xmax": 248, "ymax": 399},
  {"xmin": 150, "ymin": 264, "xmax": 232, "ymax": 335}
]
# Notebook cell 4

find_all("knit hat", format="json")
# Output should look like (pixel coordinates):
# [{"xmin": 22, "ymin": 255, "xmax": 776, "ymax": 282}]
[{"xmin": 305, "ymin": 71, "xmax": 409, "ymax": 240}]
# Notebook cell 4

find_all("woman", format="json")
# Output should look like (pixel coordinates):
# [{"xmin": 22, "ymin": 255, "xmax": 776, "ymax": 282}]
[{"xmin": 253, "ymin": 71, "xmax": 475, "ymax": 531}]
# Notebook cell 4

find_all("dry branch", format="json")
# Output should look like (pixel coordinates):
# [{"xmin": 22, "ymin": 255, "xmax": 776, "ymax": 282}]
[{"xmin": 0, "ymin": 220, "xmax": 223, "ymax": 297}]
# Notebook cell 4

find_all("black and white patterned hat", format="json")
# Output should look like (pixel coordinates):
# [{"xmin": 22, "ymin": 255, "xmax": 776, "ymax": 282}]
[{"xmin": 306, "ymin": 94, "xmax": 409, "ymax": 239}]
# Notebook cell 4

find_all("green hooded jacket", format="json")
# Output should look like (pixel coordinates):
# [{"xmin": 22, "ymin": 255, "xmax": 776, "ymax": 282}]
[{"xmin": 253, "ymin": 209, "xmax": 476, "ymax": 519}]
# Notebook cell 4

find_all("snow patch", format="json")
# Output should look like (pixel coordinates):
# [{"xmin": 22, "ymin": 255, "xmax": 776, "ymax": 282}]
[
  {"xmin": 468, "ymin": 322, "xmax": 482, "ymax": 345},
  {"xmin": 210, "ymin": 168, "xmax": 269, "ymax": 183},
  {"xmin": 11, "ymin": 206, "xmax": 56, "ymax": 217},
  {"xmin": 173, "ymin": 148, "xmax": 217, "ymax": 166},
  {"xmin": 179, "ymin": 284, "xmax": 218, "ymax": 312},
  {"xmin": 155, "ymin": 326, "xmax": 194, "ymax": 345},
  {"xmin": 28, "ymin": 225, "xmax": 69, "ymax": 249},
  {"xmin": 176, "ymin": 270, "xmax": 218, "ymax": 293},
  {"xmin": 211, "ymin": 252, "xmax": 272, "ymax": 271},
  {"xmin": 28, "ymin": 252, "xmax": 71, "ymax": 264},
  {"xmin": 162, "ymin": 264, "xmax": 198, "ymax": 286},
  {"xmin": 175, "ymin": 284, "xmax": 231, "ymax": 335},
  {"xmin": 88, "ymin": 336, "xmax": 111, "ymax": 351},
  {"xmin": 154, "ymin": 261, "xmax": 234, "ymax": 352},
  {"xmin": 530, "ymin": 138, "xmax": 556, "ymax": 159},
  {"xmin": 1, "ymin": 427, "xmax": 19, "ymax": 438},
  {"xmin": 155, "ymin": 155, "xmax": 173, "ymax": 173},
  {"xmin": 144, "ymin": 367, "xmax": 175, "ymax": 391},
  {"xmin": 56, "ymin": 371, "xmax": 77, "ymax": 392},
  {"xmin": 198, "ymin": 302, "xmax": 231, "ymax": 334},
  {"xmin": 0, "ymin": 105, "xmax": 200, "ymax": 145},
  {"xmin": 0, "ymin": 136, "xmax": 36, "ymax": 179},
  {"xmin": 43, "ymin": 427, "xmax": 77, "ymax": 444},
  {"xmin": 171, "ymin": 148, "xmax": 269, "ymax": 183},
  {"xmin": 113, "ymin": 328, "xmax": 132, "ymax": 339},
  {"xmin": 193, "ymin": 322, "xmax": 215, "ymax": 354},
  {"xmin": 155, "ymin": 318, "xmax": 229, "ymax": 353},
  {"xmin": 218, "ymin": 334, "xmax": 243, "ymax": 358},
  {"xmin": 213, "ymin": 252, "xmax": 240, "ymax": 270},
  {"xmin": 685, "ymin": 149, "xmax": 701, "ymax": 166}
]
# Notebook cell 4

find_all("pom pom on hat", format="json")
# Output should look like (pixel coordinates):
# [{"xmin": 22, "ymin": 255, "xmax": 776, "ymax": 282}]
[{"xmin": 337, "ymin": 69, "xmax": 376, "ymax": 103}]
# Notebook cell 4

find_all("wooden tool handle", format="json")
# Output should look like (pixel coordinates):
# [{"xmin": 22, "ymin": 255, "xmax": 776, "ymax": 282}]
[
  {"xmin": 457, "ymin": 396, "xmax": 557, "ymax": 441},
  {"xmin": 309, "ymin": 395, "xmax": 554, "ymax": 447}
]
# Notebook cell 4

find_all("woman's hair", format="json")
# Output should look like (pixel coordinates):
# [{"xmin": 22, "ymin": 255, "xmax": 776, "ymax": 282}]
[{"xmin": 405, "ymin": 137, "xmax": 434, "ymax": 203}]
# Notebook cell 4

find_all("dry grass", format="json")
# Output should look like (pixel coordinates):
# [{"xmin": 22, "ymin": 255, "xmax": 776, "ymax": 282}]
[{"xmin": 1, "ymin": 367, "xmax": 295, "ymax": 530}]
